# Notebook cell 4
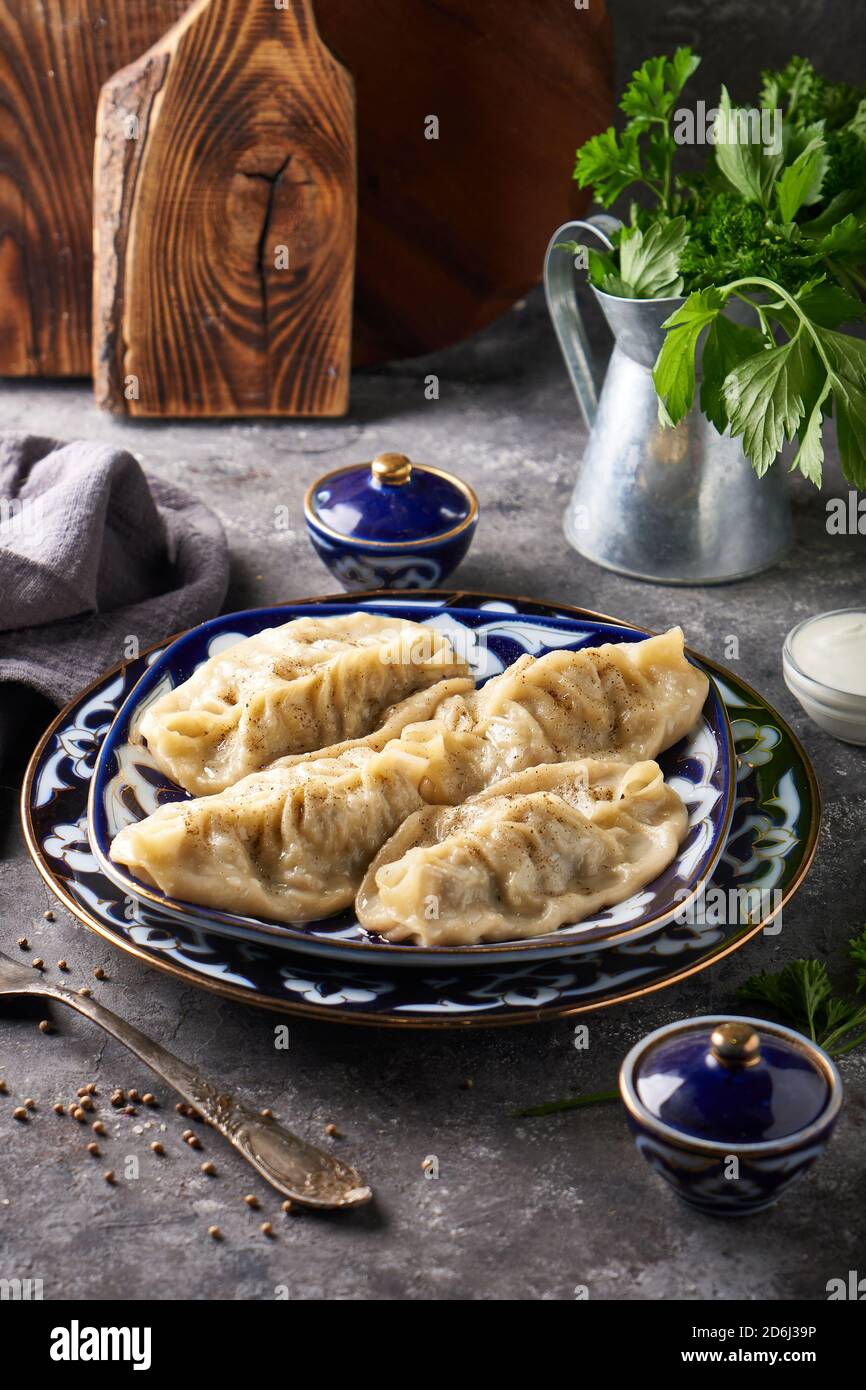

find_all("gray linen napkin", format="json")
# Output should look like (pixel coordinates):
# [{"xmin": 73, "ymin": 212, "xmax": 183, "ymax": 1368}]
[{"xmin": 0, "ymin": 433, "xmax": 229, "ymax": 706}]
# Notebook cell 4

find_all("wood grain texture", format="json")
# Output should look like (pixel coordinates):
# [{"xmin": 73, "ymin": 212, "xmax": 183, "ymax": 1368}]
[
  {"xmin": 93, "ymin": 0, "xmax": 356, "ymax": 417},
  {"xmin": 0, "ymin": 1, "xmax": 189, "ymax": 376},
  {"xmin": 314, "ymin": 0, "xmax": 614, "ymax": 365}
]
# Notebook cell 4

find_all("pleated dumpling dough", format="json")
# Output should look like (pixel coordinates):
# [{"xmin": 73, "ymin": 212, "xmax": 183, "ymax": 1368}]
[
  {"xmin": 110, "ymin": 627, "xmax": 707, "ymax": 924},
  {"xmin": 386, "ymin": 624, "xmax": 709, "ymax": 804},
  {"xmin": 137, "ymin": 612, "xmax": 470, "ymax": 794},
  {"xmin": 110, "ymin": 677, "xmax": 474, "ymax": 922},
  {"xmin": 355, "ymin": 760, "xmax": 688, "ymax": 946}
]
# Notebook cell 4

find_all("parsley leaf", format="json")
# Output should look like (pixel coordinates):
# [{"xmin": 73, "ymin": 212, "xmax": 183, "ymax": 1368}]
[
  {"xmin": 620, "ymin": 48, "xmax": 700, "ymax": 124},
  {"xmin": 737, "ymin": 926, "xmax": 866, "ymax": 1056},
  {"xmin": 714, "ymin": 87, "xmax": 784, "ymax": 209},
  {"xmin": 700, "ymin": 314, "xmax": 766, "ymax": 432},
  {"xmin": 776, "ymin": 135, "xmax": 828, "ymax": 222},
  {"xmin": 618, "ymin": 217, "xmax": 688, "ymax": 297},
  {"xmin": 722, "ymin": 331, "xmax": 815, "ymax": 474},
  {"xmin": 652, "ymin": 289, "xmax": 724, "ymax": 423},
  {"xmin": 574, "ymin": 126, "xmax": 645, "ymax": 208}
]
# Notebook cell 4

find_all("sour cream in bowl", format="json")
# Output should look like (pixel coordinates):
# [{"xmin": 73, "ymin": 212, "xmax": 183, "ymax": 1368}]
[{"xmin": 783, "ymin": 610, "xmax": 866, "ymax": 745}]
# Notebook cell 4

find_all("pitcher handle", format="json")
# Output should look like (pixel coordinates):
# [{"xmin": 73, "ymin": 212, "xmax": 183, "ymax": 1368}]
[{"xmin": 543, "ymin": 214, "xmax": 621, "ymax": 430}]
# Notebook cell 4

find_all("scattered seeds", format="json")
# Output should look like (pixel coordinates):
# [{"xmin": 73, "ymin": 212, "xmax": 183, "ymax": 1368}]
[
  {"xmin": 142, "ymin": 1093, "xmax": 156, "ymax": 1107},
  {"xmin": 52, "ymin": 1102, "xmax": 64, "ymax": 1115},
  {"xmin": 461, "ymin": 1078, "xmax": 474, "ymax": 1090},
  {"xmin": 93, "ymin": 967, "xmax": 106, "ymax": 980},
  {"xmin": 78, "ymin": 988, "xmax": 91, "ymax": 998},
  {"xmin": 84, "ymin": 1084, "xmax": 97, "ymax": 1095},
  {"xmin": 72, "ymin": 1107, "xmax": 86, "ymax": 1123},
  {"xmin": 92, "ymin": 1121, "xmax": 106, "ymax": 1135},
  {"xmin": 103, "ymin": 1170, "xmax": 116, "ymax": 1184},
  {"xmin": 24, "ymin": 1098, "xmax": 35, "ymax": 1110},
  {"xmin": 87, "ymin": 1142, "xmax": 100, "ymax": 1156},
  {"xmin": 110, "ymin": 1089, "xmax": 125, "ymax": 1106},
  {"xmin": 201, "ymin": 1161, "xmax": 216, "ymax": 1176},
  {"xmin": 56, "ymin": 959, "xmax": 68, "ymax": 971},
  {"xmin": 324, "ymin": 1123, "xmax": 339, "ymax": 1137},
  {"xmin": 281, "ymin": 1200, "xmax": 293, "ymax": 1214},
  {"xmin": 207, "ymin": 1225, "xmax": 222, "ymax": 1241},
  {"xmin": 38, "ymin": 1020, "xmax": 52, "ymax": 1034},
  {"xmin": 31, "ymin": 958, "xmax": 44, "ymax": 971},
  {"xmin": 260, "ymin": 1222, "xmax": 274, "ymax": 1238},
  {"xmin": 13, "ymin": 1107, "xmax": 27, "ymax": 1122},
  {"xmin": 186, "ymin": 1135, "xmax": 202, "ymax": 1150},
  {"xmin": 175, "ymin": 1102, "xmax": 188, "ymax": 1116},
  {"xmin": 79, "ymin": 1096, "xmax": 94, "ymax": 1112},
  {"xmin": 43, "ymin": 910, "xmax": 54, "ymax": 921},
  {"xmin": 0, "ymin": 1080, "xmax": 6, "ymax": 1093},
  {"xmin": 260, "ymin": 1108, "xmax": 274, "ymax": 1119},
  {"xmin": 181, "ymin": 1128, "xmax": 193, "ymax": 1140},
  {"xmin": 151, "ymin": 1141, "xmax": 165, "ymax": 1156},
  {"xmin": 244, "ymin": 1194, "xmax": 260, "ymax": 1209},
  {"xmin": 127, "ymin": 1088, "xmax": 140, "ymax": 1102},
  {"xmin": 122, "ymin": 1106, "xmax": 137, "ymax": 1116},
  {"xmin": 17, "ymin": 937, "xmax": 29, "ymax": 950}
]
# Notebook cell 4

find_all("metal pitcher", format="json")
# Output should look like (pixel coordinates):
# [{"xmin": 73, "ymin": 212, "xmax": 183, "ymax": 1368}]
[{"xmin": 544, "ymin": 216, "xmax": 792, "ymax": 585}]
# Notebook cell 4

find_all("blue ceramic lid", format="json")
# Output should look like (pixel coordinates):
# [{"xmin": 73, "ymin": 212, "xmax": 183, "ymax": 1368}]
[
  {"xmin": 304, "ymin": 453, "xmax": 477, "ymax": 548},
  {"xmin": 624, "ymin": 1016, "xmax": 838, "ymax": 1145}
]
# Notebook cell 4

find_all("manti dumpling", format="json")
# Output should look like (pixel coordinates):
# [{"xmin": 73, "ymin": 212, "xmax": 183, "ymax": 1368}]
[
  {"xmin": 355, "ymin": 760, "xmax": 688, "ymax": 946},
  {"xmin": 382, "ymin": 624, "xmax": 709, "ymax": 804},
  {"xmin": 110, "ymin": 677, "xmax": 474, "ymax": 921},
  {"xmin": 137, "ymin": 611, "xmax": 470, "ymax": 794},
  {"xmin": 110, "ymin": 628, "xmax": 707, "ymax": 926}
]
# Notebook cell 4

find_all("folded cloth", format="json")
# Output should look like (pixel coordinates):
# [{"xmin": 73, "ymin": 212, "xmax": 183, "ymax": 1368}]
[{"xmin": 0, "ymin": 433, "xmax": 229, "ymax": 706}]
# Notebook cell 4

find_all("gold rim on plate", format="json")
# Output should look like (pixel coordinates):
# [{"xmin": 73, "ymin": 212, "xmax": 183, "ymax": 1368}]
[{"xmin": 19, "ymin": 589, "xmax": 822, "ymax": 1029}]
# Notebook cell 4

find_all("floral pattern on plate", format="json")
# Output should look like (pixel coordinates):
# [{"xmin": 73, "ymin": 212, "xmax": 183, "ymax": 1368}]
[{"xmin": 21, "ymin": 591, "xmax": 820, "ymax": 1028}]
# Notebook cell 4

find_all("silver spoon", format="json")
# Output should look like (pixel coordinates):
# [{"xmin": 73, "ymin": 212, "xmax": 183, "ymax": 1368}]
[{"xmin": 0, "ymin": 949, "xmax": 371, "ymax": 1210}]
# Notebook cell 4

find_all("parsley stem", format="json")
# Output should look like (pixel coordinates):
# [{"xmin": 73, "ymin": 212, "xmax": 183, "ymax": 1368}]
[
  {"xmin": 512, "ymin": 1088, "xmax": 620, "ymax": 1118},
  {"xmin": 719, "ymin": 275, "xmax": 835, "ymax": 377},
  {"xmin": 827, "ymin": 1030, "xmax": 866, "ymax": 1058}
]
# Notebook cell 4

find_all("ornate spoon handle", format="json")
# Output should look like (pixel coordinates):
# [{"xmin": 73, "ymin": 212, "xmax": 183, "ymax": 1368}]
[{"xmin": 41, "ymin": 982, "xmax": 371, "ymax": 1209}]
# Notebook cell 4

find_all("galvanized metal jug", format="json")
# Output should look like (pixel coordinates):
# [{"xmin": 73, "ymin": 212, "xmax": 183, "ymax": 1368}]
[{"xmin": 544, "ymin": 216, "xmax": 792, "ymax": 585}]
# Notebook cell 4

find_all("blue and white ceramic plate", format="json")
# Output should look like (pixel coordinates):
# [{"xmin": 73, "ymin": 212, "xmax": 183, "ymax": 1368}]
[
  {"xmin": 22, "ymin": 592, "xmax": 819, "ymax": 1027},
  {"xmin": 86, "ymin": 602, "xmax": 735, "ymax": 966}
]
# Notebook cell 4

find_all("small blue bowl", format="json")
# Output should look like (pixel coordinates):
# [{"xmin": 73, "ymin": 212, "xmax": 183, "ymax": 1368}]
[
  {"xmin": 620, "ymin": 1015, "xmax": 842, "ymax": 1217},
  {"xmin": 304, "ymin": 452, "xmax": 478, "ymax": 591}
]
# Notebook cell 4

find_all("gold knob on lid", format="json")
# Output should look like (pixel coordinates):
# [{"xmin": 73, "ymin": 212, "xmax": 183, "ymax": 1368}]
[
  {"xmin": 371, "ymin": 452, "xmax": 412, "ymax": 485},
  {"xmin": 710, "ymin": 1022, "xmax": 761, "ymax": 1068}
]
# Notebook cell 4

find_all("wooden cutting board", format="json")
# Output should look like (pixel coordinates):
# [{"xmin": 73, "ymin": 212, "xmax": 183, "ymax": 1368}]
[
  {"xmin": 1, "ymin": 0, "xmax": 612, "ymax": 382},
  {"xmin": 93, "ymin": 0, "xmax": 356, "ymax": 417},
  {"xmin": 0, "ymin": 1, "xmax": 189, "ymax": 376}
]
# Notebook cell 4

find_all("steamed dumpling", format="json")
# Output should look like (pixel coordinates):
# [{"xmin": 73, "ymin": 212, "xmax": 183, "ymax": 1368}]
[
  {"xmin": 378, "ymin": 624, "xmax": 710, "ymax": 803},
  {"xmin": 110, "ymin": 628, "xmax": 708, "ymax": 925},
  {"xmin": 110, "ymin": 677, "xmax": 473, "ymax": 922},
  {"xmin": 137, "ymin": 611, "xmax": 470, "ymax": 794},
  {"xmin": 355, "ymin": 760, "xmax": 688, "ymax": 946}
]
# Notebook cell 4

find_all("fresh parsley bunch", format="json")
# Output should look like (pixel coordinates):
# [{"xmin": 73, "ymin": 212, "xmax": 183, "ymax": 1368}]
[{"xmin": 568, "ymin": 49, "xmax": 866, "ymax": 487}]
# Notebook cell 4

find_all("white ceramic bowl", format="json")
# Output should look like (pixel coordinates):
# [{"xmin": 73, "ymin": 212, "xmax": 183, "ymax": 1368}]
[{"xmin": 783, "ymin": 612, "xmax": 866, "ymax": 745}]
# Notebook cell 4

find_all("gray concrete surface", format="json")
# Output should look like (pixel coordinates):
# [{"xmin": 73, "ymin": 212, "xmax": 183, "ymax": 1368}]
[
  {"xmin": 1, "ymin": 282, "xmax": 864, "ymax": 1302},
  {"xmin": 1, "ymin": 0, "xmax": 866, "ymax": 1300}
]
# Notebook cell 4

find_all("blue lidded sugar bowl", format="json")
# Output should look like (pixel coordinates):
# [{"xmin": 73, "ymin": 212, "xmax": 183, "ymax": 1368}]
[
  {"xmin": 304, "ymin": 452, "xmax": 478, "ymax": 591},
  {"xmin": 620, "ymin": 1016, "xmax": 842, "ymax": 1217}
]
